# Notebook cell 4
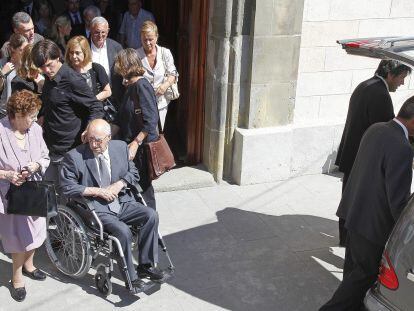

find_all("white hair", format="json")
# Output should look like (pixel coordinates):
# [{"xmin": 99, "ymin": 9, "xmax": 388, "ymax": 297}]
[{"xmin": 90, "ymin": 16, "xmax": 108, "ymax": 28}]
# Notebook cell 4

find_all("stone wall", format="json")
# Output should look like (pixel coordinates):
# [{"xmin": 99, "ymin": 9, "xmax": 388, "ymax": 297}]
[
  {"xmin": 295, "ymin": 0, "xmax": 414, "ymax": 125},
  {"xmin": 205, "ymin": 0, "xmax": 414, "ymax": 185}
]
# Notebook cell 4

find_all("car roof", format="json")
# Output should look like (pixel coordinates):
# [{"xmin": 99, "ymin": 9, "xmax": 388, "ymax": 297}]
[{"xmin": 337, "ymin": 36, "xmax": 414, "ymax": 67}]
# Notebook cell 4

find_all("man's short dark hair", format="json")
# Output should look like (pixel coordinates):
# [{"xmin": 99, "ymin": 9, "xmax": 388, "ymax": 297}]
[
  {"xmin": 31, "ymin": 39, "xmax": 61, "ymax": 67},
  {"xmin": 397, "ymin": 96, "xmax": 414, "ymax": 120},
  {"xmin": 375, "ymin": 60, "xmax": 412, "ymax": 78}
]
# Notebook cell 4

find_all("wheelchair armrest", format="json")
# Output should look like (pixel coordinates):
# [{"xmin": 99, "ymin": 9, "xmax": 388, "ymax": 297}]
[
  {"xmin": 128, "ymin": 182, "xmax": 143, "ymax": 195},
  {"xmin": 70, "ymin": 196, "xmax": 96, "ymax": 211}
]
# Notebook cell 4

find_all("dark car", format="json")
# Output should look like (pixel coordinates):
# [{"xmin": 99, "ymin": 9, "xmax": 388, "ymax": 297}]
[{"xmin": 338, "ymin": 36, "xmax": 414, "ymax": 311}]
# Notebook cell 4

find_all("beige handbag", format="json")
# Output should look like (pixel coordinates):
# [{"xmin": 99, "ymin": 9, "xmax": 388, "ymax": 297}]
[{"xmin": 161, "ymin": 47, "xmax": 179, "ymax": 101}]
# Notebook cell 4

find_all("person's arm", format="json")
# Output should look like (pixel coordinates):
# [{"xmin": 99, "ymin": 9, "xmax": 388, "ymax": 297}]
[
  {"xmin": 367, "ymin": 88, "xmax": 395, "ymax": 124},
  {"xmin": 127, "ymin": 80, "xmax": 158, "ymax": 160},
  {"xmin": 59, "ymin": 152, "xmax": 116, "ymax": 201},
  {"xmin": 96, "ymin": 83, "xmax": 111, "ymax": 101},
  {"xmin": 93, "ymin": 63, "xmax": 111, "ymax": 101},
  {"xmin": 156, "ymin": 48, "xmax": 178, "ymax": 96},
  {"xmin": 385, "ymin": 143, "xmax": 413, "ymax": 221},
  {"xmin": 107, "ymin": 143, "xmax": 140, "ymax": 196},
  {"xmin": 29, "ymin": 124, "xmax": 50, "ymax": 175},
  {"xmin": 0, "ymin": 62, "xmax": 15, "ymax": 91}
]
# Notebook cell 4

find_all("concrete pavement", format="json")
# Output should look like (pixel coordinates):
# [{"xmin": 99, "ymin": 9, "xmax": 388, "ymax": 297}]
[{"xmin": 0, "ymin": 173, "xmax": 347, "ymax": 311}]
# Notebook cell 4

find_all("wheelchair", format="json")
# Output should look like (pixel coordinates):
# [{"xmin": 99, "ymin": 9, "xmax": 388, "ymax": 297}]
[{"xmin": 44, "ymin": 187, "xmax": 174, "ymax": 296}]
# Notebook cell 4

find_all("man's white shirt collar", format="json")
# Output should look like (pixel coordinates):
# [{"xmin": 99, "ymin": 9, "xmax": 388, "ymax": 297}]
[
  {"xmin": 375, "ymin": 74, "xmax": 390, "ymax": 92},
  {"xmin": 393, "ymin": 118, "xmax": 409, "ymax": 140}
]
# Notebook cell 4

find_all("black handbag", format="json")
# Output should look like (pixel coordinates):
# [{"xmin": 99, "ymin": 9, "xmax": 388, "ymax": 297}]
[
  {"xmin": 103, "ymin": 99, "xmax": 117, "ymax": 123},
  {"xmin": 6, "ymin": 181, "xmax": 58, "ymax": 218}
]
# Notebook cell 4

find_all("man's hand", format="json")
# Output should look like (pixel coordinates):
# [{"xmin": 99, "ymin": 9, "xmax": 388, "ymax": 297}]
[
  {"xmin": 94, "ymin": 187, "xmax": 117, "ymax": 202},
  {"xmin": 105, "ymin": 180, "xmax": 125, "ymax": 198}
]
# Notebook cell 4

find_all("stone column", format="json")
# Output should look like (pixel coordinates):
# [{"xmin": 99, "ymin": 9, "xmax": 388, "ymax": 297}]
[{"xmin": 203, "ymin": 0, "xmax": 305, "ymax": 184}]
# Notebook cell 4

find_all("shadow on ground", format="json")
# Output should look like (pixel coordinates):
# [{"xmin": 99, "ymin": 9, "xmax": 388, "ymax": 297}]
[
  {"xmin": 0, "ymin": 208, "xmax": 343, "ymax": 310},
  {"xmin": 160, "ymin": 208, "xmax": 342, "ymax": 311}
]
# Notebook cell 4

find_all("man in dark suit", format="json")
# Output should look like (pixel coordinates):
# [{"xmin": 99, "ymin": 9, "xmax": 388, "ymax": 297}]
[
  {"xmin": 335, "ymin": 60, "xmax": 411, "ymax": 246},
  {"xmin": 63, "ymin": 0, "xmax": 84, "ymax": 38},
  {"xmin": 59, "ymin": 119, "xmax": 165, "ymax": 291},
  {"xmin": 90, "ymin": 16, "xmax": 124, "ymax": 109},
  {"xmin": 320, "ymin": 96, "xmax": 414, "ymax": 311}
]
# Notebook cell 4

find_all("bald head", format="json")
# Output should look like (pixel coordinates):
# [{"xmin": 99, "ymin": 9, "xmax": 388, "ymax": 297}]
[
  {"xmin": 88, "ymin": 119, "xmax": 110, "ymax": 135},
  {"xmin": 87, "ymin": 119, "xmax": 111, "ymax": 154}
]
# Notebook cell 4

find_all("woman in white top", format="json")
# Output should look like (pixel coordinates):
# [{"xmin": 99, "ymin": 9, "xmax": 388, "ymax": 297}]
[{"xmin": 136, "ymin": 21, "xmax": 178, "ymax": 130}]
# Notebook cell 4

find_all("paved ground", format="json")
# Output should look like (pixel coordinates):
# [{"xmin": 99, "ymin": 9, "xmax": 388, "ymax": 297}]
[{"xmin": 0, "ymin": 173, "xmax": 347, "ymax": 311}]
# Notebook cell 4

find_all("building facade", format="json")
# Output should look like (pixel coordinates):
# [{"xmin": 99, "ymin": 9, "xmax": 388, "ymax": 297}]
[{"xmin": 203, "ymin": 0, "xmax": 414, "ymax": 184}]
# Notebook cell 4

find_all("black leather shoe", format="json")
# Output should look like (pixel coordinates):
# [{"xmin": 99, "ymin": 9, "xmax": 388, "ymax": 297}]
[
  {"xmin": 137, "ymin": 264, "xmax": 165, "ymax": 281},
  {"xmin": 10, "ymin": 284, "xmax": 26, "ymax": 302},
  {"xmin": 22, "ymin": 268, "xmax": 47, "ymax": 281},
  {"xmin": 126, "ymin": 278, "xmax": 146, "ymax": 291}
]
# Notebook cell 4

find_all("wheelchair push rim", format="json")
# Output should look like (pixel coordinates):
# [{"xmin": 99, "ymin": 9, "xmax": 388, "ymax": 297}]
[{"xmin": 45, "ymin": 204, "xmax": 92, "ymax": 278}]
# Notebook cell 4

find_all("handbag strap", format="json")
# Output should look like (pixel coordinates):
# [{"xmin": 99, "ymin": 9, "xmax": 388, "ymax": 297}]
[
  {"xmin": 131, "ymin": 82, "xmax": 163, "ymax": 135},
  {"xmin": 160, "ymin": 47, "xmax": 168, "ymax": 76}
]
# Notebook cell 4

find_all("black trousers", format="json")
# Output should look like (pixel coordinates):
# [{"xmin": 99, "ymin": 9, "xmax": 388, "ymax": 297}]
[
  {"xmin": 319, "ymin": 232, "xmax": 383, "ymax": 311},
  {"xmin": 338, "ymin": 172, "xmax": 349, "ymax": 246},
  {"xmin": 97, "ymin": 201, "xmax": 159, "ymax": 282},
  {"xmin": 134, "ymin": 146, "xmax": 156, "ymax": 210}
]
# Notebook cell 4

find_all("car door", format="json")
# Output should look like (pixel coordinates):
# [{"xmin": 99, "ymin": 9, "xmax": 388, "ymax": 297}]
[{"xmin": 337, "ymin": 36, "xmax": 414, "ymax": 67}]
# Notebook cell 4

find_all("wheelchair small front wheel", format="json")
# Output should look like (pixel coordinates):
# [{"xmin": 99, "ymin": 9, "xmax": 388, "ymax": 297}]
[{"xmin": 95, "ymin": 270, "xmax": 112, "ymax": 296}]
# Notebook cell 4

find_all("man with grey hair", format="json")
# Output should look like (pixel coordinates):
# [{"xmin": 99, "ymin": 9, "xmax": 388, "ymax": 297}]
[
  {"xmin": 90, "ymin": 16, "xmax": 124, "ymax": 108},
  {"xmin": 60, "ymin": 119, "xmax": 165, "ymax": 291},
  {"xmin": 0, "ymin": 11, "xmax": 43, "ymax": 58}
]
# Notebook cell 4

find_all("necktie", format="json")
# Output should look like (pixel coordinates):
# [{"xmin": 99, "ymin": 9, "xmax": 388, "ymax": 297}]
[
  {"xmin": 74, "ymin": 13, "xmax": 81, "ymax": 25},
  {"xmin": 98, "ymin": 154, "xmax": 121, "ymax": 213}
]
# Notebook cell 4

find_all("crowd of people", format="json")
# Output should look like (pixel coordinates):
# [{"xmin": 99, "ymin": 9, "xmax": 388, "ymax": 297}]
[{"xmin": 0, "ymin": 0, "xmax": 178, "ymax": 302}]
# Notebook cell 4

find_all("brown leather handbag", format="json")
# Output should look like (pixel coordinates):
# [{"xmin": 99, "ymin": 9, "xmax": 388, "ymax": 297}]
[
  {"xmin": 146, "ymin": 133, "xmax": 176, "ymax": 180},
  {"xmin": 131, "ymin": 84, "xmax": 176, "ymax": 180}
]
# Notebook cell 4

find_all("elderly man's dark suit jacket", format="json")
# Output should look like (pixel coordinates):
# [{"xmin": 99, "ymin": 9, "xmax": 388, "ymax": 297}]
[
  {"xmin": 335, "ymin": 76, "xmax": 394, "ymax": 176},
  {"xmin": 337, "ymin": 120, "xmax": 413, "ymax": 246},
  {"xmin": 59, "ymin": 140, "xmax": 139, "ymax": 212}
]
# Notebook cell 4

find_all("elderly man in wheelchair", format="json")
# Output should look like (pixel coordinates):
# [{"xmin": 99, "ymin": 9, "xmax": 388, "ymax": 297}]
[{"xmin": 45, "ymin": 119, "xmax": 172, "ymax": 295}]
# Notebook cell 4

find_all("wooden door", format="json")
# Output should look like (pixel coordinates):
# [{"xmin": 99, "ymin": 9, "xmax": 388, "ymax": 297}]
[{"xmin": 144, "ymin": 0, "xmax": 209, "ymax": 164}]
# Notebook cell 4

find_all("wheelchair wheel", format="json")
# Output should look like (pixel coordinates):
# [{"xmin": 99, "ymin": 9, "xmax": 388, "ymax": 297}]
[
  {"xmin": 95, "ymin": 268, "xmax": 112, "ymax": 296},
  {"xmin": 45, "ymin": 204, "xmax": 92, "ymax": 278}
]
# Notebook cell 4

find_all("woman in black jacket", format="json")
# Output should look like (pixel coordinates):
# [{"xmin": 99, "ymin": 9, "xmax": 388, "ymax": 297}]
[{"xmin": 113, "ymin": 48, "xmax": 159, "ymax": 209}]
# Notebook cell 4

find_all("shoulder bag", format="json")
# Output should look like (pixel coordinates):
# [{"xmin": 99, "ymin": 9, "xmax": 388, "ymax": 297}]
[
  {"xmin": 6, "ymin": 181, "xmax": 58, "ymax": 218},
  {"xmin": 160, "ymin": 47, "xmax": 180, "ymax": 101},
  {"xmin": 132, "ymin": 84, "xmax": 176, "ymax": 180}
]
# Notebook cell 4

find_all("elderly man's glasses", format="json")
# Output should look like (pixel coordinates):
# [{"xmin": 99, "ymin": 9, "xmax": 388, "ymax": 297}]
[{"xmin": 89, "ymin": 135, "xmax": 109, "ymax": 143}]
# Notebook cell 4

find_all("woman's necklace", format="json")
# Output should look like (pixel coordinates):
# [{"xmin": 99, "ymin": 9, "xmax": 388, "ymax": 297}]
[{"xmin": 14, "ymin": 131, "xmax": 26, "ymax": 141}]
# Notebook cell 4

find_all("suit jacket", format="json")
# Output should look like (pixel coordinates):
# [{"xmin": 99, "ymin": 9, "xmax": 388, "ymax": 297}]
[
  {"xmin": 91, "ymin": 38, "xmax": 124, "ymax": 108},
  {"xmin": 338, "ymin": 120, "xmax": 413, "ymax": 246},
  {"xmin": 59, "ymin": 140, "xmax": 140, "ymax": 213},
  {"xmin": 335, "ymin": 76, "xmax": 394, "ymax": 175}
]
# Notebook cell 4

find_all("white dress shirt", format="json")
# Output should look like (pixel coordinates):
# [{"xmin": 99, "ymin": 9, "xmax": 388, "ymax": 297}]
[
  {"xmin": 94, "ymin": 148, "xmax": 111, "ymax": 182},
  {"xmin": 91, "ymin": 40, "xmax": 111, "ymax": 79}
]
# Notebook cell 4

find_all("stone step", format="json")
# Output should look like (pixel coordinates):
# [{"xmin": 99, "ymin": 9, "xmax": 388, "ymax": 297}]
[{"xmin": 152, "ymin": 164, "xmax": 216, "ymax": 192}]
